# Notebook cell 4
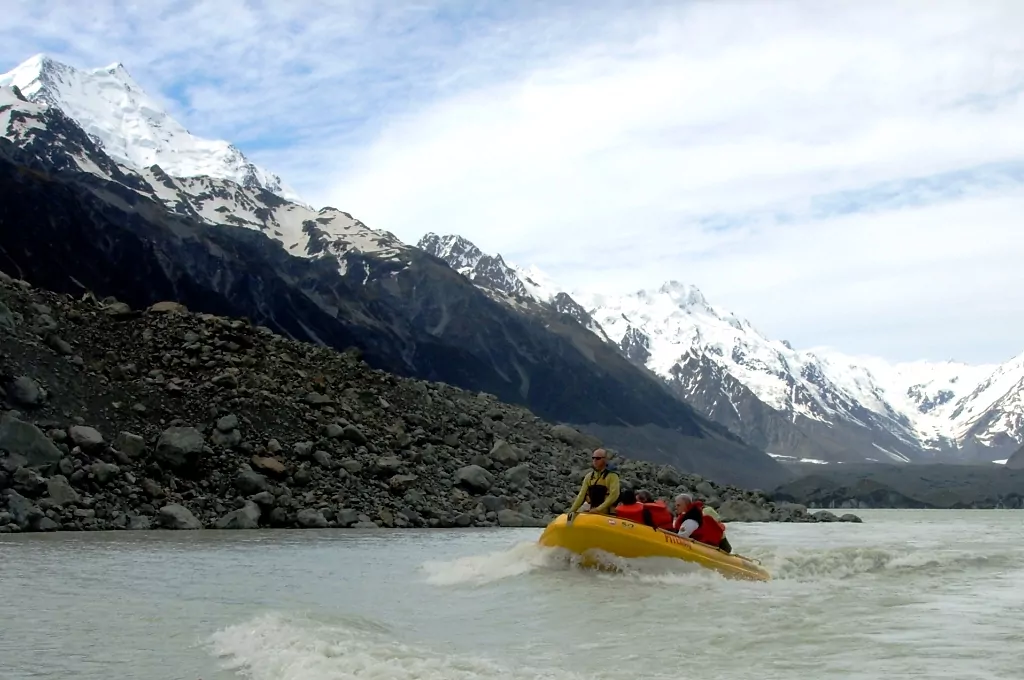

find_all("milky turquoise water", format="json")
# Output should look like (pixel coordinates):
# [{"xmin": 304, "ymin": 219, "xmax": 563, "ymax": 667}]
[{"xmin": 1, "ymin": 509, "xmax": 1021, "ymax": 680}]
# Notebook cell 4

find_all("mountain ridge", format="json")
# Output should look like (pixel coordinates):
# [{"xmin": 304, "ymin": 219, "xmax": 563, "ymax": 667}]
[
  {"xmin": 415, "ymin": 232, "xmax": 1023, "ymax": 466},
  {"xmin": 0, "ymin": 56, "xmax": 790, "ymax": 490}
]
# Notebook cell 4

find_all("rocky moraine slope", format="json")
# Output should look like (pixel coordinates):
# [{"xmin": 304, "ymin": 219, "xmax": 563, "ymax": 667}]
[{"xmin": 0, "ymin": 274, "xmax": 856, "ymax": 533}]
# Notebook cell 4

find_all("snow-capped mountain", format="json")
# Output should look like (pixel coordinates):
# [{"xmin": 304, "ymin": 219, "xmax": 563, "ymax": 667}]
[
  {"xmin": 5, "ymin": 51, "xmax": 1016, "ymax": 475},
  {"xmin": 419, "ymin": 233, "xmax": 1024, "ymax": 465},
  {"xmin": 0, "ymin": 55, "xmax": 793, "ymax": 490},
  {"xmin": 417, "ymin": 233, "xmax": 613, "ymax": 342},
  {"xmin": 0, "ymin": 65, "xmax": 408, "ymax": 269},
  {"xmin": 0, "ymin": 54, "xmax": 303, "ymax": 204}
]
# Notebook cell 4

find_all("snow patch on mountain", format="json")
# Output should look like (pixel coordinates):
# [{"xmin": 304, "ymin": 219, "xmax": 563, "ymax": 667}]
[
  {"xmin": 415, "ymin": 233, "xmax": 1023, "ymax": 461},
  {"xmin": 0, "ymin": 85, "xmax": 45, "ymax": 136},
  {"xmin": 511, "ymin": 263, "xmax": 564, "ymax": 302},
  {"xmin": 808, "ymin": 350, "xmax": 1000, "ymax": 445},
  {"xmin": 133, "ymin": 168, "xmax": 408, "ymax": 261},
  {"xmin": 417, "ymin": 233, "xmax": 613, "ymax": 340},
  {"xmin": 947, "ymin": 351, "xmax": 1024, "ymax": 443},
  {"xmin": 0, "ymin": 54, "xmax": 303, "ymax": 204}
]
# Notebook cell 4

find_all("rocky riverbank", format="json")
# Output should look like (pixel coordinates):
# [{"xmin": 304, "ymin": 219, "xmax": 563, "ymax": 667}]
[{"xmin": 0, "ymin": 273, "xmax": 859, "ymax": 532}]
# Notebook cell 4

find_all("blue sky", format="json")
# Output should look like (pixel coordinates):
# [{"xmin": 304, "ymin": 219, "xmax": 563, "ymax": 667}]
[{"xmin": 2, "ymin": 0, "xmax": 1023, "ymax": 364}]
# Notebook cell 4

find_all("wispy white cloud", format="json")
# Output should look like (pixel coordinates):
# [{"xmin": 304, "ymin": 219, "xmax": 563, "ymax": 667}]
[{"xmin": 0, "ymin": 0, "xmax": 1022, "ymax": 363}]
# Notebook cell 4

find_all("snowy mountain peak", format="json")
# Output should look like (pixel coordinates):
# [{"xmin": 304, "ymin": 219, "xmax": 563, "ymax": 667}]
[
  {"xmin": 418, "ymin": 233, "xmax": 485, "ymax": 271},
  {"xmin": 417, "ymin": 232, "xmax": 531, "ymax": 299},
  {"xmin": 419, "ymin": 235, "xmax": 1024, "ymax": 465},
  {"xmin": 656, "ymin": 280, "xmax": 708, "ymax": 307},
  {"xmin": 0, "ymin": 54, "xmax": 303, "ymax": 204}
]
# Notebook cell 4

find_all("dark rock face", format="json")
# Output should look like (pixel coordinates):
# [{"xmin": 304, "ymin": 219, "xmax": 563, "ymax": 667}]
[
  {"xmin": 0, "ymin": 274, "xmax": 830, "ymax": 532},
  {"xmin": 0, "ymin": 118, "xmax": 788, "ymax": 489},
  {"xmin": 771, "ymin": 463, "xmax": 1024, "ymax": 510},
  {"xmin": 1006, "ymin": 444, "xmax": 1024, "ymax": 470}
]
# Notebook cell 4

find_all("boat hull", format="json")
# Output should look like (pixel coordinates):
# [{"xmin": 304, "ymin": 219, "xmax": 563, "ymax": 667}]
[{"xmin": 537, "ymin": 513, "xmax": 771, "ymax": 582}]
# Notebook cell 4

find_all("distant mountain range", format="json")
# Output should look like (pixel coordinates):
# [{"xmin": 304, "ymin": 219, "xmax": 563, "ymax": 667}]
[
  {"xmin": 2, "ymin": 53, "xmax": 1020, "ymax": 487},
  {"xmin": 0, "ymin": 54, "xmax": 787, "ymax": 490},
  {"xmin": 416, "ymin": 232, "xmax": 1023, "ymax": 467}
]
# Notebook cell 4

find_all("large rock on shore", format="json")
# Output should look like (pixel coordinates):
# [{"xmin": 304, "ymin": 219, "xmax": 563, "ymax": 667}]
[
  {"xmin": 0, "ymin": 417, "xmax": 62, "ymax": 468},
  {"xmin": 0, "ymin": 274, "xmax": 861, "ymax": 532}
]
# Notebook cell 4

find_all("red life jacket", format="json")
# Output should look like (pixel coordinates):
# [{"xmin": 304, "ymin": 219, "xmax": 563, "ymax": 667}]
[
  {"xmin": 614, "ymin": 502, "xmax": 646, "ymax": 523},
  {"xmin": 672, "ymin": 500, "xmax": 704, "ymax": 531},
  {"xmin": 691, "ymin": 515, "xmax": 726, "ymax": 548},
  {"xmin": 642, "ymin": 501, "xmax": 674, "ymax": 530}
]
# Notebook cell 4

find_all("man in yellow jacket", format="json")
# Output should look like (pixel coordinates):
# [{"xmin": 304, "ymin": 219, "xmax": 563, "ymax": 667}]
[{"xmin": 566, "ymin": 448, "xmax": 620, "ymax": 519}]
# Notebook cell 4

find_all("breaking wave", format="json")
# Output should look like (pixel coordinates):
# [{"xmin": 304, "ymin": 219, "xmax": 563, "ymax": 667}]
[
  {"xmin": 418, "ymin": 539, "xmax": 1016, "ymax": 587},
  {"xmin": 209, "ymin": 612, "xmax": 583, "ymax": 680},
  {"xmin": 757, "ymin": 545, "xmax": 1018, "ymax": 581},
  {"xmin": 420, "ymin": 541, "xmax": 569, "ymax": 586}
]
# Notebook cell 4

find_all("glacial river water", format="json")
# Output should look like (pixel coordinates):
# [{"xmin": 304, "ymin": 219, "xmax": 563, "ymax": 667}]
[{"xmin": 1, "ymin": 509, "xmax": 1022, "ymax": 680}]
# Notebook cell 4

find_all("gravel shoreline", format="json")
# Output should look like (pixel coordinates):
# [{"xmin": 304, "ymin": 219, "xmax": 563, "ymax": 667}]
[{"xmin": 0, "ymin": 272, "xmax": 861, "ymax": 532}]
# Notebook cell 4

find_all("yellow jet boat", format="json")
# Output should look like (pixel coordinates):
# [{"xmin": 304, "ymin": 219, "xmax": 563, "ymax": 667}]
[{"xmin": 537, "ymin": 512, "xmax": 771, "ymax": 582}]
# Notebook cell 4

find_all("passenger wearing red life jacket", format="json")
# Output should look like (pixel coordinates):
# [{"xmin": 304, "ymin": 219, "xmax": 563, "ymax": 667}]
[
  {"xmin": 690, "ymin": 511, "xmax": 725, "ymax": 547},
  {"xmin": 701, "ymin": 506, "xmax": 732, "ymax": 554},
  {"xmin": 672, "ymin": 493, "xmax": 728, "ymax": 551},
  {"xmin": 636, "ymin": 489, "xmax": 675, "ymax": 530},
  {"xmin": 613, "ymin": 488, "xmax": 647, "ymax": 523},
  {"xmin": 672, "ymin": 493, "xmax": 705, "ymax": 535}
]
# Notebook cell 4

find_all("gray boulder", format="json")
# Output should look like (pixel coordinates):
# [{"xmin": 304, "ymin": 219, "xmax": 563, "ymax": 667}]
[
  {"xmin": 8, "ymin": 376, "xmax": 44, "ymax": 408},
  {"xmin": 373, "ymin": 456, "xmax": 403, "ymax": 476},
  {"xmin": 296, "ymin": 508, "xmax": 328, "ymax": 528},
  {"xmin": 657, "ymin": 465, "xmax": 682, "ymax": 486},
  {"xmin": 89, "ymin": 462, "xmax": 120, "ymax": 485},
  {"xmin": 0, "ymin": 417, "xmax": 62, "ymax": 467},
  {"xmin": 46, "ymin": 475, "xmax": 80, "ymax": 506},
  {"xmin": 69, "ymin": 426, "xmax": 104, "ymax": 450},
  {"xmin": 550, "ymin": 424, "xmax": 601, "ymax": 450},
  {"xmin": 113, "ymin": 431, "xmax": 145, "ymax": 458},
  {"xmin": 155, "ymin": 427, "xmax": 205, "ymax": 470},
  {"xmin": 0, "ymin": 301, "xmax": 15, "ymax": 333},
  {"xmin": 496, "ymin": 509, "xmax": 548, "ymax": 527},
  {"xmin": 455, "ymin": 465, "xmax": 494, "ymax": 493},
  {"xmin": 503, "ymin": 463, "xmax": 531, "ymax": 489},
  {"xmin": 211, "ymin": 428, "xmax": 242, "ymax": 448},
  {"xmin": 158, "ymin": 503, "xmax": 202, "ymax": 529},
  {"xmin": 216, "ymin": 414, "xmax": 239, "ymax": 432},
  {"xmin": 13, "ymin": 466, "xmax": 46, "ymax": 495},
  {"xmin": 341, "ymin": 425, "xmax": 367, "ymax": 445},
  {"xmin": 2, "ymin": 489, "xmax": 43, "ymax": 530},
  {"xmin": 336, "ymin": 509, "xmax": 360, "ymax": 527},
  {"xmin": 235, "ymin": 470, "xmax": 269, "ymax": 495},
  {"xmin": 717, "ymin": 499, "xmax": 772, "ymax": 522},
  {"xmin": 214, "ymin": 501, "xmax": 261, "ymax": 529},
  {"xmin": 489, "ymin": 439, "xmax": 520, "ymax": 466},
  {"xmin": 127, "ymin": 515, "xmax": 152, "ymax": 530}
]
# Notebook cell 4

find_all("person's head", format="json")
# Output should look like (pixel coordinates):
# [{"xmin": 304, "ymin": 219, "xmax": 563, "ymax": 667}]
[
  {"xmin": 618, "ymin": 488, "xmax": 636, "ymax": 505},
  {"xmin": 636, "ymin": 489, "xmax": 653, "ymax": 503},
  {"xmin": 674, "ymin": 493, "xmax": 694, "ymax": 514},
  {"xmin": 591, "ymin": 447, "xmax": 608, "ymax": 471}
]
